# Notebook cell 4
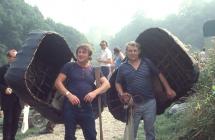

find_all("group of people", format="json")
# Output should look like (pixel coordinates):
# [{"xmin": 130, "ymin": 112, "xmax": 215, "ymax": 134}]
[{"xmin": 0, "ymin": 40, "xmax": 176, "ymax": 140}]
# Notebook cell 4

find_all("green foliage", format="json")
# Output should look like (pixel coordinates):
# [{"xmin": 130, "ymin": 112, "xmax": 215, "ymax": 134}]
[
  {"xmin": 177, "ymin": 47, "xmax": 215, "ymax": 140},
  {"xmin": 154, "ymin": 46, "xmax": 215, "ymax": 140},
  {"xmin": 0, "ymin": 0, "xmax": 87, "ymax": 62},
  {"xmin": 155, "ymin": 114, "xmax": 183, "ymax": 140}
]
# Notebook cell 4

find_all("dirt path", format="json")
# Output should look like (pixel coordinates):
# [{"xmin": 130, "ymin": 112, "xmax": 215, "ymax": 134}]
[{"xmin": 24, "ymin": 108, "xmax": 125, "ymax": 140}]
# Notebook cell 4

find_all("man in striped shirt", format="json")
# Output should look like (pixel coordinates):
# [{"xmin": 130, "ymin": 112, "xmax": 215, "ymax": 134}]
[{"xmin": 115, "ymin": 41, "xmax": 176, "ymax": 140}]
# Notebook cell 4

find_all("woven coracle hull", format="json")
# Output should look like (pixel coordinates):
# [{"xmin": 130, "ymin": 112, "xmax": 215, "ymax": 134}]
[
  {"xmin": 107, "ymin": 28, "xmax": 199, "ymax": 122},
  {"xmin": 5, "ymin": 31, "xmax": 103, "ymax": 123},
  {"xmin": 5, "ymin": 31, "xmax": 73, "ymax": 123}
]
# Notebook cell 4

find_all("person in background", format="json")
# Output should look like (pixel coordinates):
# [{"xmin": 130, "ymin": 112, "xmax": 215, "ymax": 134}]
[
  {"xmin": 97, "ymin": 40, "xmax": 113, "ymax": 106},
  {"xmin": 55, "ymin": 43, "xmax": 110, "ymax": 140},
  {"xmin": 97, "ymin": 40, "xmax": 113, "ymax": 78},
  {"xmin": 115, "ymin": 41, "xmax": 176, "ymax": 140},
  {"xmin": 0, "ymin": 49, "xmax": 22, "ymax": 140},
  {"xmin": 113, "ymin": 47, "xmax": 125, "ymax": 69}
]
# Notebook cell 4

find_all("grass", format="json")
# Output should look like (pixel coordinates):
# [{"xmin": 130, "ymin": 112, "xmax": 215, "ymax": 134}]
[{"xmin": 16, "ymin": 127, "xmax": 39, "ymax": 140}]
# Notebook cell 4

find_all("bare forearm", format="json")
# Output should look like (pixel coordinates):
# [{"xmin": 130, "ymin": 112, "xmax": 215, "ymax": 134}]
[
  {"xmin": 55, "ymin": 81, "xmax": 69, "ymax": 96},
  {"xmin": 55, "ymin": 73, "xmax": 72, "ymax": 96},
  {"xmin": 119, "ymin": 53, "xmax": 125, "ymax": 60},
  {"xmin": 94, "ymin": 79, "xmax": 110, "ymax": 95},
  {"xmin": 115, "ymin": 83, "xmax": 124, "ymax": 95},
  {"xmin": 159, "ymin": 73, "xmax": 171, "ymax": 91},
  {"xmin": 98, "ymin": 59, "xmax": 112, "ymax": 64}
]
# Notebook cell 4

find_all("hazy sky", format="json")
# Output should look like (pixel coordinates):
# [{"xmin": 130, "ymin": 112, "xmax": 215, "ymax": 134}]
[{"xmin": 24, "ymin": 0, "xmax": 183, "ymax": 35}]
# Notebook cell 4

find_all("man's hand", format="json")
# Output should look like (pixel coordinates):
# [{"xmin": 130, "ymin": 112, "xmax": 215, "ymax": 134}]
[
  {"xmin": 84, "ymin": 91, "xmax": 97, "ymax": 103},
  {"xmin": 67, "ymin": 93, "xmax": 80, "ymax": 105},
  {"xmin": 5, "ymin": 87, "xmax": 13, "ymax": 95},
  {"xmin": 166, "ymin": 88, "xmax": 176, "ymax": 99},
  {"xmin": 118, "ymin": 92, "xmax": 133, "ymax": 105}
]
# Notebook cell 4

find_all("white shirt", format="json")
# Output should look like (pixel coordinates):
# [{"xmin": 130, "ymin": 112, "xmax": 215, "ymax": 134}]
[{"xmin": 99, "ymin": 47, "xmax": 112, "ymax": 67}]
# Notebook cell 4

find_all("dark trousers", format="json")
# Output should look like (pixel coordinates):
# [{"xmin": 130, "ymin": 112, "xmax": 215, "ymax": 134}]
[
  {"xmin": 63, "ymin": 99, "xmax": 96, "ymax": 140},
  {"xmin": 101, "ymin": 66, "xmax": 110, "ymax": 78},
  {"xmin": 2, "ymin": 99, "xmax": 22, "ymax": 140},
  {"xmin": 101, "ymin": 66, "xmax": 110, "ymax": 106}
]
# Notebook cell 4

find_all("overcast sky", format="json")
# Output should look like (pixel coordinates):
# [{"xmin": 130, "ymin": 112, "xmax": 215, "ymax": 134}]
[{"xmin": 24, "ymin": 0, "xmax": 183, "ymax": 35}]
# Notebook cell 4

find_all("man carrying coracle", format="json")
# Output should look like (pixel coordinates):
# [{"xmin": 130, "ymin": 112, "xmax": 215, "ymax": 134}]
[{"xmin": 115, "ymin": 41, "xmax": 176, "ymax": 140}]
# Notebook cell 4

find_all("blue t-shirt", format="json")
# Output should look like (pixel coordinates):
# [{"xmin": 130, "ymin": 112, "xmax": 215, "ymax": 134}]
[
  {"xmin": 60, "ymin": 62, "xmax": 100, "ymax": 102},
  {"xmin": 116, "ymin": 58, "xmax": 159, "ymax": 100},
  {"xmin": 114, "ymin": 56, "xmax": 122, "ymax": 69}
]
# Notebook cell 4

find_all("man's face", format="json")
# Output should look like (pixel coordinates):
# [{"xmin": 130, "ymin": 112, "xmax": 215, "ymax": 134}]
[
  {"xmin": 76, "ymin": 48, "xmax": 90, "ymax": 63},
  {"xmin": 7, "ymin": 51, "xmax": 17, "ymax": 63},
  {"xmin": 100, "ymin": 43, "xmax": 106, "ymax": 50},
  {"xmin": 126, "ymin": 45, "xmax": 140, "ymax": 61}
]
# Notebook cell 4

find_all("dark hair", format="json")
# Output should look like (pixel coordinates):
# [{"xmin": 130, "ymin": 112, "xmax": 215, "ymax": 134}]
[
  {"xmin": 7, "ymin": 49, "xmax": 17, "ymax": 57},
  {"xmin": 76, "ymin": 43, "xmax": 93, "ymax": 60},
  {"xmin": 114, "ymin": 48, "xmax": 120, "ymax": 54},
  {"xmin": 100, "ymin": 40, "xmax": 108, "ymax": 46}
]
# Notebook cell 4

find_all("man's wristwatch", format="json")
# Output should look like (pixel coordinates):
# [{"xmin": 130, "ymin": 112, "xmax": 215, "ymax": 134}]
[{"xmin": 65, "ymin": 91, "xmax": 70, "ymax": 96}]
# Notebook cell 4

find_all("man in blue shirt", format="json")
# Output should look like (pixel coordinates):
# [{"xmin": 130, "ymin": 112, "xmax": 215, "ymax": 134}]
[
  {"xmin": 115, "ymin": 41, "xmax": 176, "ymax": 140},
  {"xmin": 55, "ymin": 43, "xmax": 110, "ymax": 140}
]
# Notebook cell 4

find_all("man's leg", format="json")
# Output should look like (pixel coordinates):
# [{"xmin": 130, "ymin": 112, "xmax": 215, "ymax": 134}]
[
  {"xmin": 101, "ymin": 66, "xmax": 110, "ymax": 78},
  {"xmin": 133, "ymin": 104, "xmax": 144, "ymax": 139},
  {"xmin": 78, "ymin": 108, "xmax": 96, "ymax": 140},
  {"xmin": 142, "ymin": 99, "xmax": 156, "ymax": 140},
  {"xmin": 101, "ymin": 66, "xmax": 110, "ymax": 107},
  {"xmin": 64, "ymin": 100, "xmax": 77, "ymax": 140},
  {"xmin": 3, "ymin": 107, "xmax": 13, "ymax": 140},
  {"xmin": 11, "ymin": 101, "xmax": 22, "ymax": 140}
]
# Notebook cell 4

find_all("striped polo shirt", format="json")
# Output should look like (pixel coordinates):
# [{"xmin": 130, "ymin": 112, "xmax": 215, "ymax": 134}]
[{"xmin": 116, "ymin": 58, "xmax": 159, "ymax": 101}]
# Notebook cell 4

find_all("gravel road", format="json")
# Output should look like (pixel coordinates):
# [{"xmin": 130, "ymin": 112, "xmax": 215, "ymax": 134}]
[{"xmin": 23, "ymin": 108, "xmax": 125, "ymax": 140}]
